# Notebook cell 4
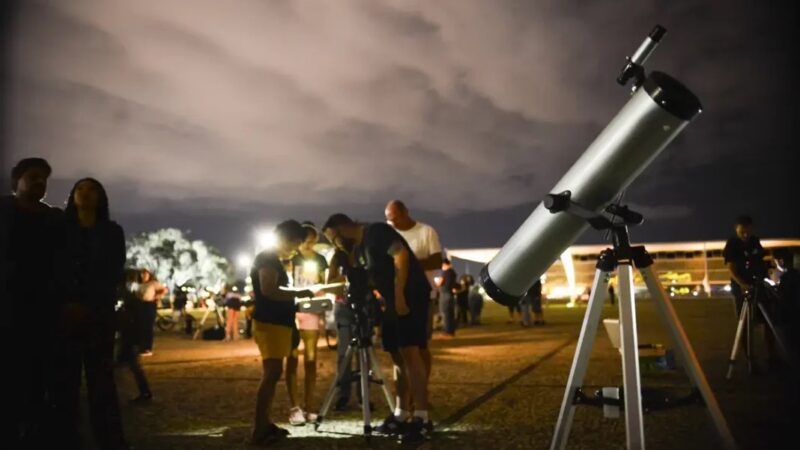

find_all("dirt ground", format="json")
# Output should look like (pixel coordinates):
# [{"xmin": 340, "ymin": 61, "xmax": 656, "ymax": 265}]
[{"xmin": 91, "ymin": 298, "xmax": 798, "ymax": 450}]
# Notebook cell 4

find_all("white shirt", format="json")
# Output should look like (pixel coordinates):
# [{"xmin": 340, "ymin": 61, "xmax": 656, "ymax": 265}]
[{"xmin": 392, "ymin": 221, "xmax": 442, "ymax": 288}]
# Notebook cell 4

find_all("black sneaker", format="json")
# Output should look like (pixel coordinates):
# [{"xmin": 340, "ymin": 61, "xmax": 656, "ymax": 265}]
[
  {"xmin": 129, "ymin": 393, "xmax": 152, "ymax": 405},
  {"xmin": 269, "ymin": 423, "xmax": 290, "ymax": 438},
  {"xmin": 376, "ymin": 413, "xmax": 405, "ymax": 435},
  {"xmin": 249, "ymin": 423, "xmax": 289, "ymax": 446},
  {"xmin": 399, "ymin": 417, "xmax": 427, "ymax": 444}
]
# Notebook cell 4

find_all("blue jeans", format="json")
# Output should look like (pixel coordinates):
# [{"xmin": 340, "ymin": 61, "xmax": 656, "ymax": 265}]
[
  {"xmin": 520, "ymin": 300, "xmax": 531, "ymax": 326},
  {"xmin": 468, "ymin": 295, "xmax": 483, "ymax": 324},
  {"xmin": 439, "ymin": 294, "xmax": 456, "ymax": 335}
]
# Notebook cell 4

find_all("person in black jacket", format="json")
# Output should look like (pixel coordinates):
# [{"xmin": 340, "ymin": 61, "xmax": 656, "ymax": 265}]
[
  {"xmin": 53, "ymin": 178, "xmax": 129, "ymax": 450},
  {"xmin": 0, "ymin": 158, "xmax": 63, "ymax": 448}
]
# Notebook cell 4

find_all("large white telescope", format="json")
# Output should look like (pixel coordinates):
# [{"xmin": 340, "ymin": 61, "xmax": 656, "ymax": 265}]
[{"xmin": 480, "ymin": 26, "xmax": 702, "ymax": 305}]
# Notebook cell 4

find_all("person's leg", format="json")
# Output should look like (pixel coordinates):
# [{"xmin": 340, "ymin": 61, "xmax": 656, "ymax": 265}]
[
  {"xmin": 301, "ymin": 330, "xmax": 319, "ymax": 413},
  {"xmin": 446, "ymin": 296, "xmax": 456, "ymax": 334},
  {"xmin": 440, "ymin": 295, "xmax": 452, "ymax": 335},
  {"xmin": 423, "ymin": 298, "xmax": 433, "ymax": 380},
  {"xmin": 399, "ymin": 346, "xmax": 428, "ymax": 410},
  {"xmin": 286, "ymin": 354, "xmax": 299, "ymax": 409},
  {"xmin": 390, "ymin": 350, "xmax": 410, "ymax": 413},
  {"xmin": 232, "ymin": 309, "xmax": 240, "ymax": 339},
  {"xmin": 520, "ymin": 301, "xmax": 531, "ymax": 326},
  {"xmin": 84, "ymin": 317, "xmax": 127, "ymax": 449},
  {"xmin": 52, "ymin": 333, "xmax": 84, "ymax": 448},
  {"xmin": 225, "ymin": 308, "xmax": 234, "ymax": 340},
  {"xmin": 124, "ymin": 341, "xmax": 151, "ymax": 399},
  {"xmin": 252, "ymin": 358, "xmax": 283, "ymax": 440},
  {"xmin": 142, "ymin": 302, "xmax": 156, "ymax": 352}
]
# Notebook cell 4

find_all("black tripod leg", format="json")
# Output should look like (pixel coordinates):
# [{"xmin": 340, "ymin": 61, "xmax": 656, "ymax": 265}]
[{"xmin": 316, "ymin": 344, "xmax": 355, "ymax": 430}]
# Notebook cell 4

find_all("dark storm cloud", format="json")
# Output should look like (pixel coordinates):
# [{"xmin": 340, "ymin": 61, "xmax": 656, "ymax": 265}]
[{"xmin": 5, "ymin": 0, "xmax": 798, "ymax": 255}]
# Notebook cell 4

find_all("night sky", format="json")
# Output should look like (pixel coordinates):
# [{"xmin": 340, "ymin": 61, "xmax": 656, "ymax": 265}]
[{"xmin": 2, "ymin": 1, "xmax": 798, "ymax": 260}]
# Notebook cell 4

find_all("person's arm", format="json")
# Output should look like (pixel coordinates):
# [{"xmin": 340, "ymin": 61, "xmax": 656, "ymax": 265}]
[
  {"xmin": 419, "ymin": 252, "xmax": 443, "ymax": 272},
  {"xmin": 417, "ymin": 227, "xmax": 443, "ymax": 271},
  {"xmin": 258, "ymin": 266, "xmax": 313, "ymax": 301},
  {"xmin": 389, "ymin": 241, "xmax": 410, "ymax": 316},
  {"xmin": 726, "ymin": 262, "xmax": 753, "ymax": 289}
]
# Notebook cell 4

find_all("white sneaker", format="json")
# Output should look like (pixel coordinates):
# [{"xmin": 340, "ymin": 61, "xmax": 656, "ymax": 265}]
[
  {"xmin": 305, "ymin": 412, "xmax": 318, "ymax": 423},
  {"xmin": 289, "ymin": 407, "xmax": 306, "ymax": 426}
]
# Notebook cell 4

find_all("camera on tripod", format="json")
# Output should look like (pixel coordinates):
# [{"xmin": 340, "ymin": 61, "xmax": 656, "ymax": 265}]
[{"xmin": 344, "ymin": 268, "xmax": 381, "ymax": 340}]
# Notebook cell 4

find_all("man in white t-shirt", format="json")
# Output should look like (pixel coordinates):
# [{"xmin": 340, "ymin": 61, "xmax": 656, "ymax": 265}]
[{"xmin": 385, "ymin": 200, "xmax": 442, "ymax": 401}]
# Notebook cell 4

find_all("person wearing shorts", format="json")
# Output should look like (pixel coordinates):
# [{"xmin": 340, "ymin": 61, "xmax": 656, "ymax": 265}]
[
  {"xmin": 323, "ymin": 214, "xmax": 433, "ymax": 444},
  {"xmin": 249, "ymin": 220, "xmax": 315, "ymax": 446}
]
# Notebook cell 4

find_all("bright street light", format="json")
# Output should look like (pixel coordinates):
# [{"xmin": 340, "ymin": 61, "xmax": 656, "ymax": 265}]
[{"xmin": 236, "ymin": 252, "xmax": 252, "ymax": 270}]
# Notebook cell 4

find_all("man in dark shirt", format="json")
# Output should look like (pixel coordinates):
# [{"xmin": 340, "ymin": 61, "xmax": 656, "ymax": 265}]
[
  {"xmin": 436, "ymin": 259, "xmax": 457, "ymax": 336},
  {"xmin": 0, "ymin": 158, "xmax": 63, "ymax": 447},
  {"xmin": 723, "ymin": 215, "xmax": 767, "ymax": 316},
  {"xmin": 723, "ymin": 215, "xmax": 779, "ymax": 370},
  {"xmin": 323, "ymin": 214, "xmax": 432, "ymax": 444}
]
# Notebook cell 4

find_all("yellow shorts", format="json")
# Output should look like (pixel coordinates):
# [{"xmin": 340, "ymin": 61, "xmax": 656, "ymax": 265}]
[{"xmin": 253, "ymin": 321, "xmax": 293, "ymax": 360}]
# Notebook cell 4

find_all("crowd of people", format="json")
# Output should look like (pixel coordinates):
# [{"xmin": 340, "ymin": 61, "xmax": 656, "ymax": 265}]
[{"xmin": 5, "ymin": 155, "xmax": 794, "ymax": 449}]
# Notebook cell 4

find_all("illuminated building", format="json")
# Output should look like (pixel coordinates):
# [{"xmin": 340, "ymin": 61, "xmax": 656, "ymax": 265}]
[{"xmin": 449, "ymin": 239, "xmax": 800, "ymax": 300}]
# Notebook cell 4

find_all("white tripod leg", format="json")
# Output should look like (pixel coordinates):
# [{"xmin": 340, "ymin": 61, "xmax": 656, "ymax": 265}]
[
  {"xmin": 193, "ymin": 307, "xmax": 213, "ymax": 340},
  {"xmin": 360, "ymin": 348, "xmax": 372, "ymax": 432},
  {"xmin": 317, "ymin": 344, "xmax": 355, "ymax": 425},
  {"xmin": 641, "ymin": 265, "xmax": 737, "ymax": 450},
  {"xmin": 726, "ymin": 299, "xmax": 749, "ymax": 380},
  {"xmin": 617, "ymin": 264, "xmax": 645, "ymax": 450},
  {"xmin": 551, "ymin": 268, "xmax": 611, "ymax": 450}
]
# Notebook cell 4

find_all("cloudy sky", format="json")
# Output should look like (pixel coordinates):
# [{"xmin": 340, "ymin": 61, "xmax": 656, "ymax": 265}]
[{"xmin": 3, "ymin": 0, "xmax": 798, "ymax": 258}]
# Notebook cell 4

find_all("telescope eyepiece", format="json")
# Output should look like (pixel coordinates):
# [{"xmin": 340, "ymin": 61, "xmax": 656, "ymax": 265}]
[{"xmin": 649, "ymin": 25, "xmax": 667, "ymax": 42}]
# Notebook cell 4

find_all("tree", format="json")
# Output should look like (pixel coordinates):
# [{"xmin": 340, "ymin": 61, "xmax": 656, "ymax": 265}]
[{"xmin": 126, "ymin": 228, "xmax": 231, "ymax": 291}]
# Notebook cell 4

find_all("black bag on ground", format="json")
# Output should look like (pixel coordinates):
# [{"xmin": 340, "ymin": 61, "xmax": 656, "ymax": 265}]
[{"xmin": 202, "ymin": 325, "xmax": 225, "ymax": 340}]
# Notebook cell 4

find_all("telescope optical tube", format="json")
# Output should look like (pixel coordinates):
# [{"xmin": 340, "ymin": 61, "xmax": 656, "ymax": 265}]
[{"xmin": 480, "ymin": 71, "xmax": 702, "ymax": 305}]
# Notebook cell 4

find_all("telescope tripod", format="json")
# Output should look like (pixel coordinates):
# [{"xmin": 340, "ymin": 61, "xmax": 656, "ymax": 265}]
[
  {"xmin": 315, "ymin": 321, "xmax": 394, "ymax": 440},
  {"xmin": 726, "ymin": 282, "xmax": 793, "ymax": 379},
  {"xmin": 550, "ymin": 226, "xmax": 736, "ymax": 450},
  {"xmin": 192, "ymin": 300, "xmax": 225, "ymax": 340}
]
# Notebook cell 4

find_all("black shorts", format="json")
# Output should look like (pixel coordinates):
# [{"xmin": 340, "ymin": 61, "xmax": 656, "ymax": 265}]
[{"xmin": 381, "ymin": 301, "xmax": 429, "ymax": 353}]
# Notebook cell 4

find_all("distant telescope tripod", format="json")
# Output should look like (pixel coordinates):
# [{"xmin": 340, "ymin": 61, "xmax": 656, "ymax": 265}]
[
  {"xmin": 726, "ymin": 280, "xmax": 793, "ymax": 379},
  {"xmin": 192, "ymin": 297, "xmax": 226, "ymax": 340},
  {"xmin": 545, "ymin": 192, "xmax": 737, "ymax": 450},
  {"xmin": 315, "ymin": 304, "xmax": 394, "ymax": 440}
]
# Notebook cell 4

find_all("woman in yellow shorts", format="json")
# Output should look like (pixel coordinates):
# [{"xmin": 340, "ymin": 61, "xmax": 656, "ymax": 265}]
[{"xmin": 249, "ymin": 220, "xmax": 315, "ymax": 445}]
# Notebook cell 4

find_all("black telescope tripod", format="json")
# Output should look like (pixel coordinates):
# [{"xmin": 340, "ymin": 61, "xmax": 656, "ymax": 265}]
[
  {"xmin": 546, "ymin": 191, "xmax": 736, "ymax": 450},
  {"xmin": 314, "ymin": 292, "xmax": 394, "ymax": 440},
  {"xmin": 726, "ymin": 278, "xmax": 793, "ymax": 379}
]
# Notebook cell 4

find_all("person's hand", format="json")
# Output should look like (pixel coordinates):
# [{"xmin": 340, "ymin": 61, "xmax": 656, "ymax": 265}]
[{"xmin": 313, "ymin": 290, "xmax": 326, "ymax": 298}]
